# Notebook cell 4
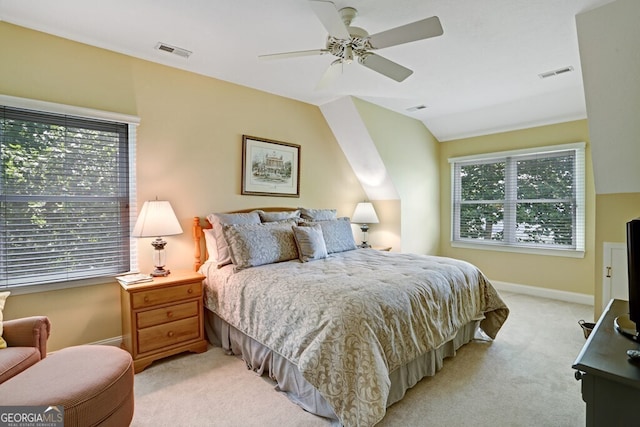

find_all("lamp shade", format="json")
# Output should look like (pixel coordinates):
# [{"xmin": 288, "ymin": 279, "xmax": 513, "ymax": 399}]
[
  {"xmin": 132, "ymin": 200, "xmax": 183, "ymax": 237},
  {"xmin": 351, "ymin": 202, "xmax": 379, "ymax": 224}
]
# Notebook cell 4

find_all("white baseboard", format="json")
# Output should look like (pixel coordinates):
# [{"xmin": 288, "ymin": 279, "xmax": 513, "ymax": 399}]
[
  {"xmin": 88, "ymin": 336, "xmax": 123, "ymax": 347},
  {"xmin": 491, "ymin": 280, "xmax": 594, "ymax": 306}
]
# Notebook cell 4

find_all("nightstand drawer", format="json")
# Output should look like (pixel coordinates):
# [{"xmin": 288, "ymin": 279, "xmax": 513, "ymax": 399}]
[
  {"xmin": 132, "ymin": 283, "xmax": 202, "ymax": 309},
  {"xmin": 137, "ymin": 301, "xmax": 199, "ymax": 329},
  {"xmin": 138, "ymin": 317, "xmax": 201, "ymax": 354}
]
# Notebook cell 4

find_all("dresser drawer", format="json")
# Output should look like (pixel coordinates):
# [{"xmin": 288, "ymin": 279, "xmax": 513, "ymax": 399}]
[
  {"xmin": 137, "ymin": 317, "xmax": 201, "ymax": 354},
  {"xmin": 137, "ymin": 301, "xmax": 199, "ymax": 329},
  {"xmin": 132, "ymin": 282, "xmax": 201, "ymax": 309}
]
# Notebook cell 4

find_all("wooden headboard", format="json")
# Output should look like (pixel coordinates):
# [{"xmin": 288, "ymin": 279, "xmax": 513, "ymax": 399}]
[{"xmin": 192, "ymin": 207, "xmax": 299, "ymax": 271}]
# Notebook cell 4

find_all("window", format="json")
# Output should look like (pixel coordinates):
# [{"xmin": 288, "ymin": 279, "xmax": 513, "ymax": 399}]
[
  {"xmin": 0, "ymin": 96, "xmax": 139, "ymax": 290},
  {"xmin": 450, "ymin": 143, "xmax": 585, "ymax": 256}
]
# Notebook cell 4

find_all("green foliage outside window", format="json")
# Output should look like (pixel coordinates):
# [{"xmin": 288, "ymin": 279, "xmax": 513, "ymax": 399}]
[{"xmin": 453, "ymin": 147, "xmax": 582, "ymax": 250}]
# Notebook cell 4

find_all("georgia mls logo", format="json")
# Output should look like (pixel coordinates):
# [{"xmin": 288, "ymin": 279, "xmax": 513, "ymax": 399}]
[
  {"xmin": 44, "ymin": 406, "xmax": 63, "ymax": 417},
  {"xmin": 0, "ymin": 405, "xmax": 64, "ymax": 427}
]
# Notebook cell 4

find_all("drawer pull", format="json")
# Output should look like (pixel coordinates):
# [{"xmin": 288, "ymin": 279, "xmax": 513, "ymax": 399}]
[
  {"xmin": 166, "ymin": 311, "xmax": 173, "ymax": 318},
  {"xmin": 144, "ymin": 296, "xmax": 150, "ymax": 303},
  {"xmin": 187, "ymin": 288, "xmax": 193, "ymax": 294},
  {"xmin": 167, "ymin": 331, "xmax": 174, "ymax": 338}
]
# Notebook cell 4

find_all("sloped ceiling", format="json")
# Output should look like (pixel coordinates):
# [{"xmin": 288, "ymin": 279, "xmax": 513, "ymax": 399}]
[{"xmin": 577, "ymin": 0, "xmax": 640, "ymax": 194}]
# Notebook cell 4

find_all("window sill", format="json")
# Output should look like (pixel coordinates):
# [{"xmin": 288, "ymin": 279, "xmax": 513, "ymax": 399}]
[
  {"xmin": 1, "ymin": 276, "xmax": 118, "ymax": 296},
  {"xmin": 450, "ymin": 241, "xmax": 585, "ymax": 259}
]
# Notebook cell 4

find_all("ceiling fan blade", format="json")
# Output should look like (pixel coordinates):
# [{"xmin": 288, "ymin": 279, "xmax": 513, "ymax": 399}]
[
  {"xmin": 316, "ymin": 59, "xmax": 344, "ymax": 90},
  {"xmin": 368, "ymin": 16, "xmax": 443, "ymax": 49},
  {"xmin": 308, "ymin": 0, "xmax": 350, "ymax": 39},
  {"xmin": 259, "ymin": 49, "xmax": 329, "ymax": 61},
  {"xmin": 358, "ymin": 53, "xmax": 413, "ymax": 82}
]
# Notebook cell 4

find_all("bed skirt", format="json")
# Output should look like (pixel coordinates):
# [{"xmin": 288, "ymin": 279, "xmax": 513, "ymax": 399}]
[{"xmin": 204, "ymin": 308, "xmax": 479, "ymax": 423}]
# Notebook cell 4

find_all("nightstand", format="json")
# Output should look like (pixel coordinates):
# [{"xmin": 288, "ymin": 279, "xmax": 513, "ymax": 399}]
[
  {"xmin": 373, "ymin": 246, "xmax": 392, "ymax": 251},
  {"xmin": 119, "ymin": 270, "xmax": 208, "ymax": 373}
]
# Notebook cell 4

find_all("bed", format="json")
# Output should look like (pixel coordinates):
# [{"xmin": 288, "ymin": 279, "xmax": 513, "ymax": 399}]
[{"xmin": 193, "ymin": 208, "xmax": 509, "ymax": 426}]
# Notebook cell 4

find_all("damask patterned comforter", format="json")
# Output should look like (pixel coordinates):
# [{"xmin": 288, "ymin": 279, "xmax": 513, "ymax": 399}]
[{"xmin": 201, "ymin": 249, "xmax": 509, "ymax": 426}]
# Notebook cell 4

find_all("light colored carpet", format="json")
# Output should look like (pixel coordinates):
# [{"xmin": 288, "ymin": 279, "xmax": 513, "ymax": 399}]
[{"xmin": 131, "ymin": 292, "xmax": 592, "ymax": 427}]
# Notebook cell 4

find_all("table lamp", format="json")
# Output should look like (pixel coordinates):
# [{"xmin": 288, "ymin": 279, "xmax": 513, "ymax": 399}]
[
  {"xmin": 351, "ymin": 202, "xmax": 379, "ymax": 248},
  {"xmin": 132, "ymin": 199, "xmax": 183, "ymax": 276}
]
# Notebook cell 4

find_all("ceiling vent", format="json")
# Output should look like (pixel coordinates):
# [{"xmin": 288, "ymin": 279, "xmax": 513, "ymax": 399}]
[
  {"xmin": 538, "ymin": 66, "xmax": 574, "ymax": 79},
  {"xmin": 155, "ymin": 42, "xmax": 192, "ymax": 59},
  {"xmin": 406, "ymin": 104, "xmax": 428, "ymax": 112}
]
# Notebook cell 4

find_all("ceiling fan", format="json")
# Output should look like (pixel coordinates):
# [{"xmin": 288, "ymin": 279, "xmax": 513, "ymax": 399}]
[{"xmin": 259, "ymin": 0, "xmax": 444, "ymax": 88}]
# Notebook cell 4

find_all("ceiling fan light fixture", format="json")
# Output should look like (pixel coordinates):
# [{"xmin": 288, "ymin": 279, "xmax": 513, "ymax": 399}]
[{"xmin": 344, "ymin": 45, "xmax": 354, "ymax": 63}]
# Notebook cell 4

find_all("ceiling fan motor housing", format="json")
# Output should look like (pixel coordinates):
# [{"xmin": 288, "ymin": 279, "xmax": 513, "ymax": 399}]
[{"xmin": 326, "ymin": 25, "xmax": 370, "ymax": 62}]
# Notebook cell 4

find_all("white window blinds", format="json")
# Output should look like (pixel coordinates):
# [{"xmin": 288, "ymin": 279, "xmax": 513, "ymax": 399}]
[
  {"xmin": 450, "ymin": 143, "xmax": 585, "ymax": 254},
  {"xmin": 1, "ymin": 104, "xmax": 135, "ymax": 288}
]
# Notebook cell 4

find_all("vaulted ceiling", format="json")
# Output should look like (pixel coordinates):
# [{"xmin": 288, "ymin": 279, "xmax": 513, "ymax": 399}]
[{"xmin": 0, "ymin": 0, "xmax": 614, "ymax": 141}]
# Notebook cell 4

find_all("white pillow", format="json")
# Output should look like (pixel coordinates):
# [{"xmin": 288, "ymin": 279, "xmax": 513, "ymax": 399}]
[
  {"xmin": 292, "ymin": 224, "xmax": 328, "ymax": 262},
  {"xmin": 203, "ymin": 228, "xmax": 218, "ymax": 261}
]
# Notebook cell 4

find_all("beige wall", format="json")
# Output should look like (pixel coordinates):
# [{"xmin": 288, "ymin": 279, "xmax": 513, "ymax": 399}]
[
  {"xmin": 0, "ymin": 22, "xmax": 370, "ymax": 350},
  {"xmin": 438, "ymin": 120, "xmax": 596, "ymax": 296},
  {"xmin": 352, "ymin": 99, "xmax": 440, "ymax": 254}
]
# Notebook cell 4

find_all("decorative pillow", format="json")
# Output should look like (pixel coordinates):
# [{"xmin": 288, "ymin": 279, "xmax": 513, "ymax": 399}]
[
  {"xmin": 299, "ymin": 208, "xmax": 337, "ymax": 221},
  {"xmin": 292, "ymin": 224, "xmax": 328, "ymax": 262},
  {"xmin": 222, "ymin": 220, "xmax": 299, "ymax": 271},
  {"xmin": 203, "ymin": 228, "xmax": 218, "ymax": 262},
  {"xmin": 207, "ymin": 212, "xmax": 261, "ymax": 267},
  {"xmin": 302, "ymin": 217, "xmax": 357, "ymax": 254},
  {"xmin": 257, "ymin": 210, "xmax": 301, "ymax": 223},
  {"xmin": 0, "ymin": 291, "xmax": 10, "ymax": 349}
]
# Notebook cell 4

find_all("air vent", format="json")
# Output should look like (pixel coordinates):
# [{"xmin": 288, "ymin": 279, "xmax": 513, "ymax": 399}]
[
  {"xmin": 538, "ymin": 66, "xmax": 574, "ymax": 79},
  {"xmin": 406, "ymin": 105, "xmax": 428, "ymax": 112},
  {"xmin": 155, "ymin": 42, "xmax": 192, "ymax": 59}
]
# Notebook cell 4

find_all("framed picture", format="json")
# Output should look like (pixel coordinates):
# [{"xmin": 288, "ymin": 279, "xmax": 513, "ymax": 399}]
[{"xmin": 241, "ymin": 135, "xmax": 300, "ymax": 197}]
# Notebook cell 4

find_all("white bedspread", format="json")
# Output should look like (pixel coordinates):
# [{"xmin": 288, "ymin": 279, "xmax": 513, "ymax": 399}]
[{"xmin": 200, "ymin": 249, "xmax": 508, "ymax": 426}]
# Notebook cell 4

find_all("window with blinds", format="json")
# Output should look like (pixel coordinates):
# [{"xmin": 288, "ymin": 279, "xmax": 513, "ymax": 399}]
[
  {"xmin": 449, "ymin": 143, "xmax": 585, "ymax": 255},
  {"xmin": 1, "ymin": 105, "xmax": 133, "ymax": 288}
]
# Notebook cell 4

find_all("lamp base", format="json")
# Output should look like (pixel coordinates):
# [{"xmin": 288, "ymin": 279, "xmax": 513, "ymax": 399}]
[
  {"xmin": 151, "ymin": 267, "xmax": 170, "ymax": 277},
  {"xmin": 358, "ymin": 242, "xmax": 371, "ymax": 248}
]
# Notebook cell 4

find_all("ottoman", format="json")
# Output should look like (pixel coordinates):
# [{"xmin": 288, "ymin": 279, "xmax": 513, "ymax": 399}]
[{"xmin": 0, "ymin": 345, "xmax": 134, "ymax": 427}]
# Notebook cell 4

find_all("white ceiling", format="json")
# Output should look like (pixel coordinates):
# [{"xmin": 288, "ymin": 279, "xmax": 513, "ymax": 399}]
[{"xmin": 0, "ymin": 0, "xmax": 614, "ymax": 141}]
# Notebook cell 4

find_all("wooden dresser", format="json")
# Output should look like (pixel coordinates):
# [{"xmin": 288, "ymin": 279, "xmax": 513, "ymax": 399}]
[{"xmin": 119, "ymin": 270, "xmax": 208, "ymax": 373}]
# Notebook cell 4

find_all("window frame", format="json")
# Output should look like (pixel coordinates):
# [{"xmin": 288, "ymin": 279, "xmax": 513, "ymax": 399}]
[
  {"xmin": 449, "ymin": 142, "xmax": 586, "ymax": 258},
  {"xmin": 0, "ymin": 95, "xmax": 140, "ymax": 295}
]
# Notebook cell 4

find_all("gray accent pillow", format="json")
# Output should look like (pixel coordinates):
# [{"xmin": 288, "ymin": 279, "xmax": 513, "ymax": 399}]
[
  {"xmin": 206, "ymin": 212, "xmax": 261, "ymax": 267},
  {"xmin": 257, "ymin": 209, "xmax": 301, "ymax": 222},
  {"xmin": 299, "ymin": 208, "xmax": 337, "ymax": 221},
  {"xmin": 292, "ymin": 224, "xmax": 328, "ymax": 262},
  {"xmin": 222, "ymin": 220, "xmax": 298, "ymax": 271},
  {"xmin": 302, "ymin": 217, "xmax": 356, "ymax": 254}
]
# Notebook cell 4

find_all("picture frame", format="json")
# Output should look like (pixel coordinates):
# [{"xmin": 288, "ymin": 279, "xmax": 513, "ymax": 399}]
[{"xmin": 241, "ymin": 135, "xmax": 300, "ymax": 197}]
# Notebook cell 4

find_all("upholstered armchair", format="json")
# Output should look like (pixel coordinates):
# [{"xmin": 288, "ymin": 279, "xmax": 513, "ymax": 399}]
[{"xmin": 0, "ymin": 316, "xmax": 51, "ymax": 384}]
